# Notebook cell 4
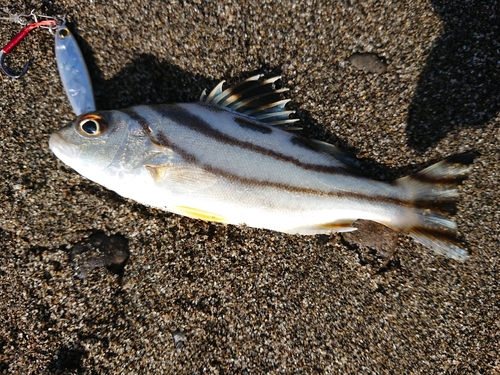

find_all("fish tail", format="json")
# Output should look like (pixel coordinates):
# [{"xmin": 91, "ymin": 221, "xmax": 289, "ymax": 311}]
[{"xmin": 393, "ymin": 152, "xmax": 477, "ymax": 260}]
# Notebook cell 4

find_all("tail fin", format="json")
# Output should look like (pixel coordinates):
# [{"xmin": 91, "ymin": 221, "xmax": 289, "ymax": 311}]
[{"xmin": 394, "ymin": 153, "xmax": 477, "ymax": 260}]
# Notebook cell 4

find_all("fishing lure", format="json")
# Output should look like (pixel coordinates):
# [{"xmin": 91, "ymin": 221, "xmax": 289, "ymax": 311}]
[
  {"xmin": 54, "ymin": 21, "xmax": 95, "ymax": 115},
  {"xmin": 1, "ymin": 11, "xmax": 95, "ymax": 115},
  {"xmin": 49, "ymin": 75, "xmax": 476, "ymax": 260}
]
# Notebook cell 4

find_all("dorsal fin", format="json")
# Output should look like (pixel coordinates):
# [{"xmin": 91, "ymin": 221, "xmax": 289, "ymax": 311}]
[
  {"xmin": 200, "ymin": 75, "xmax": 300, "ymax": 126},
  {"xmin": 295, "ymin": 137, "xmax": 362, "ymax": 172},
  {"xmin": 309, "ymin": 139, "xmax": 361, "ymax": 170}
]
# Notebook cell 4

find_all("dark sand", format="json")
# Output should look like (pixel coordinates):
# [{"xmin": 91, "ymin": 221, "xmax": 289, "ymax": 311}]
[{"xmin": 1, "ymin": 1, "xmax": 498, "ymax": 373}]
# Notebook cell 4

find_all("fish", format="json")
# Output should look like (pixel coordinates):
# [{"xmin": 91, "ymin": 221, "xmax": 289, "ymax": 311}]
[
  {"xmin": 49, "ymin": 75, "xmax": 476, "ymax": 260},
  {"xmin": 55, "ymin": 22, "xmax": 95, "ymax": 115}
]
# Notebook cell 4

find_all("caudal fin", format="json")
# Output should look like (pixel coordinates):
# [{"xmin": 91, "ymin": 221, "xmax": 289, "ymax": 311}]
[{"xmin": 395, "ymin": 153, "xmax": 477, "ymax": 260}]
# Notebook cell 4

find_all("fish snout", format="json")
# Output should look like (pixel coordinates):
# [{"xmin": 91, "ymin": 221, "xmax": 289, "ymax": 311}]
[{"xmin": 49, "ymin": 132, "xmax": 81, "ymax": 161}]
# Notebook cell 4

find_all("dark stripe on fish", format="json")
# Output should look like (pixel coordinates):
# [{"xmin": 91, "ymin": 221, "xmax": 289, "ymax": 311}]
[
  {"xmin": 234, "ymin": 117, "xmax": 273, "ymax": 134},
  {"xmin": 153, "ymin": 105, "xmax": 351, "ymax": 176},
  {"xmin": 198, "ymin": 102, "xmax": 226, "ymax": 113},
  {"xmin": 125, "ymin": 107, "xmax": 444, "ymax": 211},
  {"xmin": 413, "ymin": 198, "xmax": 458, "ymax": 215},
  {"xmin": 156, "ymin": 131, "xmax": 197, "ymax": 164},
  {"xmin": 120, "ymin": 107, "xmax": 152, "ymax": 134},
  {"xmin": 150, "ymin": 129, "xmax": 422, "ymax": 210}
]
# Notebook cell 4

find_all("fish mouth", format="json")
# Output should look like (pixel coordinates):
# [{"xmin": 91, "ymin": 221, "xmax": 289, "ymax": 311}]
[{"xmin": 49, "ymin": 132, "xmax": 81, "ymax": 161}]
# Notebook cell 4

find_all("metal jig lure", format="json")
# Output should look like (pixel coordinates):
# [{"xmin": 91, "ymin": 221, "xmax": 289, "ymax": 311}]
[
  {"xmin": 55, "ymin": 22, "xmax": 96, "ymax": 115},
  {"xmin": 1, "ymin": 11, "xmax": 96, "ymax": 115}
]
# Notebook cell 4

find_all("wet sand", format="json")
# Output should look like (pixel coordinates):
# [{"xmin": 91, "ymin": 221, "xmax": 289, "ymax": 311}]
[{"xmin": 0, "ymin": 0, "xmax": 498, "ymax": 373}]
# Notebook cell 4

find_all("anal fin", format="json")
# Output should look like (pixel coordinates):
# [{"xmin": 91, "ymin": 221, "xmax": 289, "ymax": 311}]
[
  {"xmin": 173, "ymin": 206, "xmax": 228, "ymax": 223},
  {"xmin": 290, "ymin": 221, "xmax": 357, "ymax": 235}
]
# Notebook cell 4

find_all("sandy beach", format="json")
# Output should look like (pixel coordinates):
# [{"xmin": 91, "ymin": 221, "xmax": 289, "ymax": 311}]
[{"xmin": 0, "ymin": 0, "xmax": 498, "ymax": 373}]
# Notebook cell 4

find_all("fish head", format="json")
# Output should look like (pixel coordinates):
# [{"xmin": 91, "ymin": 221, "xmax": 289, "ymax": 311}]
[{"xmin": 49, "ymin": 110, "xmax": 145, "ymax": 187}]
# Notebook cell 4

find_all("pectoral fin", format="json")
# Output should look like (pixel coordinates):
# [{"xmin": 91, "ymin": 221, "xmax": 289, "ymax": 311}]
[{"xmin": 145, "ymin": 164, "xmax": 217, "ymax": 187}]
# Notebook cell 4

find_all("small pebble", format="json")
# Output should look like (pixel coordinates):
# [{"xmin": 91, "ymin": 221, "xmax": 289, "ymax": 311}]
[
  {"xmin": 341, "ymin": 220, "xmax": 398, "ymax": 258},
  {"xmin": 172, "ymin": 330, "xmax": 186, "ymax": 350},
  {"xmin": 349, "ymin": 53, "xmax": 388, "ymax": 74}
]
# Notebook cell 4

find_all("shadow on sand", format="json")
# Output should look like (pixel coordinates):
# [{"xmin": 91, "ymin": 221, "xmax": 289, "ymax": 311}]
[{"xmin": 406, "ymin": 0, "xmax": 500, "ymax": 151}]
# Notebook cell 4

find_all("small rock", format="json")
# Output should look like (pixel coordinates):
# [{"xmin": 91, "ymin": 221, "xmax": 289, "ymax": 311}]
[
  {"xmin": 68, "ymin": 232, "xmax": 130, "ymax": 279},
  {"xmin": 349, "ymin": 53, "xmax": 388, "ymax": 74},
  {"xmin": 341, "ymin": 220, "xmax": 398, "ymax": 257},
  {"xmin": 172, "ymin": 330, "xmax": 186, "ymax": 350}
]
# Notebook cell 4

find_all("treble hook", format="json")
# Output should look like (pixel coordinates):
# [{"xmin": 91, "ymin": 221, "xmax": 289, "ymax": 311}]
[{"xmin": 0, "ymin": 19, "xmax": 57, "ymax": 78}]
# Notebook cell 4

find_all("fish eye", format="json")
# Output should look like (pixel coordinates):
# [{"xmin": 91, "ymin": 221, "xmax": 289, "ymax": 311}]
[
  {"xmin": 81, "ymin": 120, "xmax": 98, "ymax": 134},
  {"xmin": 77, "ymin": 114, "xmax": 108, "ymax": 137}
]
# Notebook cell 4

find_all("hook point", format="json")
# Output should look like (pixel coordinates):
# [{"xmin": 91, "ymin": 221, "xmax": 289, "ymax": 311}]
[{"xmin": 0, "ymin": 50, "xmax": 30, "ymax": 79}]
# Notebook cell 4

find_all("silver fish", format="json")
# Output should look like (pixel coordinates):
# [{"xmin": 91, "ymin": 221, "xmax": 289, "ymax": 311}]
[
  {"xmin": 49, "ymin": 75, "xmax": 475, "ymax": 260},
  {"xmin": 55, "ymin": 22, "xmax": 95, "ymax": 115}
]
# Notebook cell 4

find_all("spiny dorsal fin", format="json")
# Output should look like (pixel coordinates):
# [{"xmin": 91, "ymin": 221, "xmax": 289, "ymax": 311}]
[{"xmin": 200, "ymin": 75, "xmax": 300, "ymax": 126}]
